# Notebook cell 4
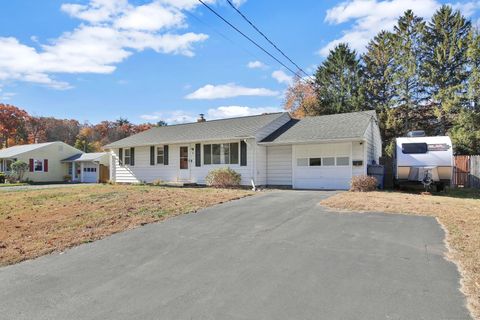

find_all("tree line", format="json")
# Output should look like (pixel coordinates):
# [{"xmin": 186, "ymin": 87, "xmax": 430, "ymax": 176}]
[
  {"xmin": 0, "ymin": 103, "xmax": 166, "ymax": 152},
  {"xmin": 285, "ymin": 5, "xmax": 480, "ymax": 155}
]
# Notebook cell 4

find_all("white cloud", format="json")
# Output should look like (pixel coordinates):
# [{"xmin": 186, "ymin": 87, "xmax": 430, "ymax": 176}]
[
  {"xmin": 318, "ymin": 0, "xmax": 480, "ymax": 56},
  {"xmin": 0, "ymin": 0, "xmax": 209, "ymax": 89},
  {"xmin": 247, "ymin": 60, "xmax": 266, "ymax": 69},
  {"xmin": 140, "ymin": 105, "xmax": 282, "ymax": 124},
  {"xmin": 231, "ymin": 0, "xmax": 247, "ymax": 8},
  {"xmin": 271, "ymin": 70, "xmax": 293, "ymax": 85},
  {"xmin": 114, "ymin": 2, "xmax": 185, "ymax": 31},
  {"xmin": 0, "ymin": 89, "xmax": 16, "ymax": 101},
  {"xmin": 185, "ymin": 83, "xmax": 279, "ymax": 99},
  {"xmin": 206, "ymin": 105, "xmax": 281, "ymax": 119},
  {"xmin": 452, "ymin": 1, "xmax": 480, "ymax": 17}
]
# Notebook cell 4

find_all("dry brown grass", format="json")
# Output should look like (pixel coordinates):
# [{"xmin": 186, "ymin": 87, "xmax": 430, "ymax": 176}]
[
  {"xmin": 321, "ymin": 190, "xmax": 480, "ymax": 319},
  {"xmin": 0, "ymin": 184, "xmax": 252, "ymax": 266}
]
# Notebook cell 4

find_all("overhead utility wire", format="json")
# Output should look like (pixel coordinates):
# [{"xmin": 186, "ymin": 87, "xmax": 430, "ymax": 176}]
[
  {"xmin": 196, "ymin": 0, "xmax": 301, "ymax": 78},
  {"xmin": 225, "ymin": 0, "xmax": 311, "ymax": 79}
]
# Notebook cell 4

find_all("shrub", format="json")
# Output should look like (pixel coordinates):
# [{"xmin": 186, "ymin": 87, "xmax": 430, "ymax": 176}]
[
  {"xmin": 152, "ymin": 179, "xmax": 164, "ymax": 186},
  {"xmin": 63, "ymin": 175, "xmax": 72, "ymax": 182},
  {"xmin": 5, "ymin": 174, "xmax": 18, "ymax": 184},
  {"xmin": 350, "ymin": 175, "xmax": 378, "ymax": 192},
  {"xmin": 0, "ymin": 172, "xmax": 5, "ymax": 184},
  {"xmin": 205, "ymin": 167, "xmax": 241, "ymax": 188},
  {"xmin": 10, "ymin": 160, "xmax": 29, "ymax": 182}
]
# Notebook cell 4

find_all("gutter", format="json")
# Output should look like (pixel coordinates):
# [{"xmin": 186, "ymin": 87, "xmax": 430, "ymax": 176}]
[
  {"xmin": 257, "ymin": 137, "xmax": 365, "ymax": 146},
  {"xmin": 104, "ymin": 136, "xmax": 255, "ymax": 150}
]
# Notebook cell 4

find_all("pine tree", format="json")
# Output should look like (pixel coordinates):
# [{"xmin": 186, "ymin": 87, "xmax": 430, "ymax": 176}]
[
  {"xmin": 363, "ymin": 31, "xmax": 396, "ymax": 154},
  {"xmin": 391, "ymin": 10, "xmax": 426, "ymax": 134},
  {"xmin": 450, "ymin": 27, "xmax": 480, "ymax": 154},
  {"xmin": 421, "ymin": 5, "xmax": 471, "ymax": 135},
  {"xmin": 314, "ymin": 43, "xmax": 365, "ymax": 115}
]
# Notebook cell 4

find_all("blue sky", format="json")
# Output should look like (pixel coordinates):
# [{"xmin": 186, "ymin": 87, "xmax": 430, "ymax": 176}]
[{"xmin": 0, "ymin": 0, "xmax": 479, "ymax": 124}]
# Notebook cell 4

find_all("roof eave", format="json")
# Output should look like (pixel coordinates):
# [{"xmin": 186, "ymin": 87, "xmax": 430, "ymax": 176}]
[
  {"xmin": 104, "ymin": 136, "xmax": 256, "ymax": 149},
  {"xmin": 258, "ymin": 137, "xmax": 366, "ymax": 146}
]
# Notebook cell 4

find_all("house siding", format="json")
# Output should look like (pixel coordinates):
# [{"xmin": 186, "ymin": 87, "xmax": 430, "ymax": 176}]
[
  {"xmin": 364, "ymin": 118, "xmax": 382, "ymax": 165},
  {"xmin": 10, "ymin": 142, "xmax": 80, "ymax": 182},
  {"xmin": 110, "ymin": 139, "xmax": 256, "ymax": 185},
  {"xmin": 266, "ymin": 145, "xmax": 292, "ymax": 186}
]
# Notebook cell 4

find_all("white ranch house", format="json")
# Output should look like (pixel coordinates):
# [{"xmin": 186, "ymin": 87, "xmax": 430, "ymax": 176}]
[{"xmin": 105, "ymin": 111, "xmax": 382, "ymax": 190}]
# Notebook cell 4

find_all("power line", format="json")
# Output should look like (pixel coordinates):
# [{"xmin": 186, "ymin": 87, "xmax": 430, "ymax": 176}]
[
  {"xmin": 196, "ymin": 0, "xmax": 302, "ymax": 78},
  {"xmin": 225, "ymin": 0, "xmax": 311, "ymax": 79}
]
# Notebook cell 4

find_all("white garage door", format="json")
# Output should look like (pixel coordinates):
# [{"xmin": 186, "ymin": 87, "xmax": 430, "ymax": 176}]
[
  {"xmin": 293, "ymin": 143, "xmax": 352, "ymax": 190},
  {"xmin": 82, "ymin": 164, "xmax": 98, "ymax": 183}
]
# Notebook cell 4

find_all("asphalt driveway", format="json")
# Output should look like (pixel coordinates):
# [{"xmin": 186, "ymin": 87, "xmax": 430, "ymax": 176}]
[{"xmin": 0, "ymin": 190, "xmax": 471, "ymax": 320}]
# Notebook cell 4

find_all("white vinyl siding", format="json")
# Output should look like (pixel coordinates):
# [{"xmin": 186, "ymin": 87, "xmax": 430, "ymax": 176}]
[
  {"xmin": 266, "ymin": 145, "xmax": 292, "ymax": 186},
  {"xmin": 111, "ymin": 139, "xmax": 256, "ymax": 185},
  {"xmin": 364, "ymin": 118, "xmax": 382, "ymax": 165}
]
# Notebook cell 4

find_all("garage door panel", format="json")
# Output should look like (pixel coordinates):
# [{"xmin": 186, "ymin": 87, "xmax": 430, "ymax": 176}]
[{"xmin": 293, "ymin": 143, "xmax": 352, "ymax": 190}]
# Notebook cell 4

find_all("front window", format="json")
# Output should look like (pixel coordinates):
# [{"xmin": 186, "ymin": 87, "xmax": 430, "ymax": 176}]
[
  {"xmin": 157, "ymin": 147, "xmax": 164, "ymax": 164},
  {"xmin": 402, "ymin": 143, "xmax": 428, "ymax": 154},
  {"xmin": 124, "ymin": 149, "xmax": 131, "ymax": 165},
  {"xmin": 204, "ymin": 143, "xmax": 239, "ymax": 165},
  {"xmin": 34, "ymin": 159, "xmax": 43, "ymax": 172}
]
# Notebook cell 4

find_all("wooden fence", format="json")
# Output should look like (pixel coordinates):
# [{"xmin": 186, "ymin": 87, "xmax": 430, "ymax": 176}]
[{"xmin": 453, "ymin": 155, "xmax": 480, "ymax": 188}]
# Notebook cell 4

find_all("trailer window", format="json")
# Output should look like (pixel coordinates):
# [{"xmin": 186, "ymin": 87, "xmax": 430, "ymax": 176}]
[{"xmin": 402, "ymin": 143, "xmax": 428, "ymax": 154}]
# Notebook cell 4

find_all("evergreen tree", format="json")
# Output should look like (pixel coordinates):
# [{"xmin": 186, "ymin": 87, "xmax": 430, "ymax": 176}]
[
  {"xmin": 363, "ymin": 31, "xmax": 396, "ymax": 154},
  {"xmin": 314, "ymin": 43, "xmax": 365, "ymax": 115},
  {"xmin": 450, "ymin": 27, "xmax": 480, "ymax": 154},
  {"xmin": 391, "ymin": 10, "xmax": 426, "ymax": 134},
  {"xmin": 421, "ymin": 5, "xmax": 471, "ymax": 135},
  {"xmin": 467, "ymin": 27, "xmax": 480, "ymax": 111}
]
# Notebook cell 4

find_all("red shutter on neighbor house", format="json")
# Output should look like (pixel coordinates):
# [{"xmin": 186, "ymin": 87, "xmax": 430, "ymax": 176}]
[
  {"xmin": 44, "ymin": 159, "xmax": 48, "ymax": 172},
  {"xmin": 29, "ymin": 159, "xmax": 34, "ymax": 172}
]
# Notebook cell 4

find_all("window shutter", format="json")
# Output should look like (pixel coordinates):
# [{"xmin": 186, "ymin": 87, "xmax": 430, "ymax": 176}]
[
  {"xmin": 240, "ymin": 141, "xmax": 247, "ymax": 166},
  {"xmin": 150, "ymin": 146, "xmax": 155, "ymax": 166},
  {"xmin": 163, "ymin": 145, "xmax": 169, "ymax": 165},
  {"xmin": 29, "ymin": 159, "xmax": 34, "ymax": 172},
  {"xmin": 195, "ymin": 144, "xmax": 201, "ymax": 167},
  {"xmin": 118, "ymin": 148, "xmax": 123, "ymax": 165},
  {"xmin": 44, "ymin": 159, "xmax": 48, "ymax": 172},
  {"xmin": 130, "ymin": 147, "xmax": 135, "ymax": 166}
]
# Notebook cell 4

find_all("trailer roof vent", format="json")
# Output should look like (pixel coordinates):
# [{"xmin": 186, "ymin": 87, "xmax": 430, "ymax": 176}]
[{"xmin": 406, "ymin": 130, "xmax": 426, "ymax": 137}]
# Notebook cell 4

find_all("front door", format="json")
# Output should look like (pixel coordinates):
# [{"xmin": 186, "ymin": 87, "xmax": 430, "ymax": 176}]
[{"xmin": 179, "ymin": 146, "xmax": 190, "ymax": 181}]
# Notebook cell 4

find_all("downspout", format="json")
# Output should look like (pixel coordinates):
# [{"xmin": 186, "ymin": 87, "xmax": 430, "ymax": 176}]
[{"xmin": 245, "ymin": 139, "xmax": 256, "ymax": 191}]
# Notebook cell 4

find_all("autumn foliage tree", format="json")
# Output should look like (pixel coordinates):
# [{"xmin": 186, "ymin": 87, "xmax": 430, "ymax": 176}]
[
  {"xmin": 0, "ymin": 104, "xmax": 159, "ymax": 150},
  {"xmin": 0, "ymin": 104, "xmax": 30, "ymax": 147},
  {"xmin": 284, "ymin": 77, "xmax": 318, "ymax": 118}
]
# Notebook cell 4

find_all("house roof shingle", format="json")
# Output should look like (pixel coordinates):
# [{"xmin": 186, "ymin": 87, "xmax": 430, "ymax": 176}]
[
  {"xmin": 62, "ymin": 152, "xmax": 106, "ymax": 162},
  {"xmin": 104, "ymin": 112, "xmax": 287, "ymax": 148},
  {"xmin": 261, "ymin": 110, "xmax": 377, "ymax": 144},
  {"xmin": 0, "ymin": 142, "xmax": 56, "ymax": 158}
]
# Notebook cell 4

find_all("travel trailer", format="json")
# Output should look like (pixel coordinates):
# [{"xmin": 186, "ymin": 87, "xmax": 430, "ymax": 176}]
[{"xmin": 394, "ymin": 131, "xmax": 453, "ymax": 191}]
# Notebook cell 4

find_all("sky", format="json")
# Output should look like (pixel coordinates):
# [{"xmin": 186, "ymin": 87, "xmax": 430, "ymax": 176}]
[{"xmin": 0, "ymin": 0, "xmax": 479, "ymax": 124}]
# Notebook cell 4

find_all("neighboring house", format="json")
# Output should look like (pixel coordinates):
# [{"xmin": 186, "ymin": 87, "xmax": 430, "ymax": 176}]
[
  {"xmin": 105, "ymin": 111, "xmax": 381, "ymax": 190},
  {"xmin": 0, "ymin": 142, "xmax": 110, "ymax": 183},
  {"xmin": 62, "ymin": 152, "xmax": 110, "ymax": 183},
  {"xmin": 0, "ymin": 142, "xmax": 81, "ymax": 183}
]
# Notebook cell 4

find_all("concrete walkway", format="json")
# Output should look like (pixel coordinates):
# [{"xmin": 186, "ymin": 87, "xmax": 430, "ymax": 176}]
[{"xmin": 0, "ymin": 190, "xmax": 471, "ymax": 320}]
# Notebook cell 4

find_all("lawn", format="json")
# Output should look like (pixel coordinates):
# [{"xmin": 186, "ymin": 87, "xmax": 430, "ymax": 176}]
[
  {"xmin": 0, "ymin": 184, "xmax": 253, "ymax": 266},
  {"xmin": 321, "ymin": 189, "xmax": 480, "ymax": 319}
]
